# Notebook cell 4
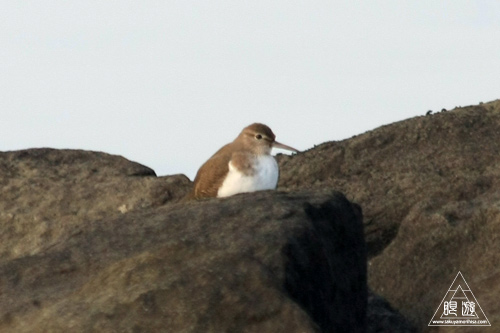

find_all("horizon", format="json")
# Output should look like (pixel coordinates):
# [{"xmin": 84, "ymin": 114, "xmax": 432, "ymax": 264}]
[{"xmin": 2, "ymin": 1, "xmax": 500, "ymax": 179}]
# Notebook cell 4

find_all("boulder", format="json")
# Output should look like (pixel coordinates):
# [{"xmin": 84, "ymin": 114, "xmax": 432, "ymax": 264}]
[
  {"xmin": 0, "ymin": 148, "xmax": 367, "ymax": 332},
  {"xmin": 0, "ymin": 148, "xmax": 190, "ymax": 261},
  {"xmin": 3, "ymin": 99, "xmax": 498, "ymax": 332},
  {"xmin": 278, "ymin": 99, "xmax": 500, "ymax": 330}
]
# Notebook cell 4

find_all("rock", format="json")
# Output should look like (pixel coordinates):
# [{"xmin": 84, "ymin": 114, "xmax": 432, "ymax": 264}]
[
  {"xmin": 0, "ymin": 148, "xmax": 367, "ymax": 333},
  {"xmin": 4, "ymin": 98, "xmax": 499, "ymax": 332},
  {"xmin": 0, "ymin": 148, "xmax": 191, "ymax": 261},
  {"xmin": 367, "ymin": 290, "xmax": 416, "ymax": 333},
  {"xmin": 278, "ymin": 99, "xmax": 500, "ymax": 330}
]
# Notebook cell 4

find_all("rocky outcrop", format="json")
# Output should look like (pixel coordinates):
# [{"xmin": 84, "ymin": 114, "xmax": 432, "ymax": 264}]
[
  {"xmin": 2, "ymin": 99, "xmax": 499, "ymax": 332},
  {"xmin": 0, "ymin": 149, "xmax": 190, "ymax": 261},
  {"xmin": 0, "ymin": 149, "xmax": 367, "ymax": 332},
  {"xmin": 278, "ymin": 99, "xmax": 500, "ymax": 331}
]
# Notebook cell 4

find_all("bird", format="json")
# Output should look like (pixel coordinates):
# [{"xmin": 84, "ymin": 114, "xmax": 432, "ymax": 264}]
[{"xmin": 186, "ymin": 123, "xmax": 299, "ymax": 200}]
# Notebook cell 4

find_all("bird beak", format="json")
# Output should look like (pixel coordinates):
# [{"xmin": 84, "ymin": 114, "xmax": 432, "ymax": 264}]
[{"xmin": 273, "ymin": 141, "xmax": 299, "ymax": 153}]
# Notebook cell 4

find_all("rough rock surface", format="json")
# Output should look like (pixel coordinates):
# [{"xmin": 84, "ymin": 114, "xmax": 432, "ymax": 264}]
[
  {"xmin": 0, "ymin": 149, "xmax": 367, "ymax": 333},
  {"xmin": 3, "ymin": 99, "xmax": 499, "ymax": 332},
  {"xmin": 367, "ymin": 290, "xmax": 416, "ymax": 333},
  {"xmin": 0, "ymin": 149, "xmax": 190, "ymax": 261},
  {"xmin": 278, "ymin": 99, "xmax": 500, "ymax": 331}
]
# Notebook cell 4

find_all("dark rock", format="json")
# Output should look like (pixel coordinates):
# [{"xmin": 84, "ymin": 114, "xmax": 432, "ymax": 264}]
[
  {"xmin": 278, "ymin": 99, "xmax": 500, "ymax": 331},
  {"xmin": 0, "ymin": 148, "xmax": 367, "ymax": 333},
  {"xmin": 4, "ymin": 98, "xmax": 500, "ymax": 332},
  {"xmin": 367, "ymin": 290, "xmax": 416, "ymax": 333},
  {"xmin": 285, "ymin": 197, "xmax": 366, "ymax": 332}
]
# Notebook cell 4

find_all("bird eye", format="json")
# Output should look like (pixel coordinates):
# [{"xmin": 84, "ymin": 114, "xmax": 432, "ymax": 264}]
[{"xmin": 255, "ymin": 134, "xmax": 263, "ymax": 140}]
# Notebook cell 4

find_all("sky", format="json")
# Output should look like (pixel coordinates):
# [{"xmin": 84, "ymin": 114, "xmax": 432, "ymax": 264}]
[{"xmin": 2, "ymin": 1, "xmax": 499, "ymax": 180}]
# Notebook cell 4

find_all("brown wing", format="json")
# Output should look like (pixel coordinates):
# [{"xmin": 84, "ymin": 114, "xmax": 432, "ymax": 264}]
[{"xmin": 191, "ymin": 144, "xmax": 234, "ymax": 199}]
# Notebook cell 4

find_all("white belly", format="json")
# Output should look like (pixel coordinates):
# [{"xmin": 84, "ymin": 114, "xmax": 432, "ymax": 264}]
[{"xmin": 217, "ymin": 155, "xmax": 279, "ymax": 198}]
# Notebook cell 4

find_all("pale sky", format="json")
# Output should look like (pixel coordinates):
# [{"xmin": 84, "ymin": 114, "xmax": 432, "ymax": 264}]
[{"xmin": 2, "ymin": 1, "xmax": 499, "ymax": 179}]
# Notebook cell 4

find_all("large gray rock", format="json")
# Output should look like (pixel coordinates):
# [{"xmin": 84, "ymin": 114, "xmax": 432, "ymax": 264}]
[
  {"xmin": 0, "ymin": 148, "xmax": 190, "ymax": 261},
  {"xmin": 278, "ymin": 100, "xmax": 500, "ymax": 331},
  {"xmin": 4, "ymin": 99, "xmax": 498, "ymax": 332},
  {"xmin": 0, "ymin": 149, "xmax": 367, "ymax": 332}
]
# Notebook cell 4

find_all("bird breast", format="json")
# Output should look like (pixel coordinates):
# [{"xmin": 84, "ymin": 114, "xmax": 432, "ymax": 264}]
[{"xmin": 217, "ymin": 155, "xmax": 279, "ymax": 197}]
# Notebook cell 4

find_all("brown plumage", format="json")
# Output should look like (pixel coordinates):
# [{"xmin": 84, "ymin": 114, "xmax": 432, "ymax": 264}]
[{"xmin": 185, "ymin": 123, "xmax": 298, "ymax": 200}]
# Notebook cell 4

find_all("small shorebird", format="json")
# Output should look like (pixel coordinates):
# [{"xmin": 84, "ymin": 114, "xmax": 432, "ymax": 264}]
[{"xmin": 187, "ymin": 123, "xmax": 299, "ymax": 199}]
